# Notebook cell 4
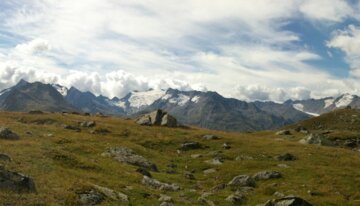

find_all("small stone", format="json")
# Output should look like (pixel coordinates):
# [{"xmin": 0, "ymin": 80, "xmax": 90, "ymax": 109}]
[
  {"xmin": 191, "ymin": 154, "xmax": 202, "ymax": 159},
  {"xmin": 235, "ymin": 155, "xmax": 254, "ymax": 161},
  {"xmin": 276, "ymin": 130, "xmax": 291, "ymax": 135},
  {"xmin": 203, "ymin": 168, "xmax": 217, "ymax": 175},
  {"xmin": 273, "ymin": 191, "xmax": 285, "ymax": 197},
  {"xmin": 184, "ymin": 171, "xmax": 195, "ymax": 180},
  {"xmin": 226, "ymin": 192, "xmax": 245, "ymax": 205},
  {"xmin": 228, "ymin": 175, "xmax": 256, "ymax": 188},
  {"xmin": 275, "ymin": 153, "xmax": 297, "ymax": 161},
  {"xmin": 223, "ymin": 142, "xmax": 231, "ymax": 149},
  {"xmin": 142, "ymin": 176, "xmax": 180, "ymax": 192},
  {"xmin": 180, "ymin": 142, "xmax": 202, "ymax": 151},
  {"xmin": 277, "ymin": 164, "xmax": 290, "ymax": 168},
  {"xmin": 253, "ymin": 171, "xmax": 282, "ymax": 181},
  {"xmin": 159, "ymin": 194, "xmax": 172, "ymax": 202},
  {"xmin": 205, "ymin": 158, "xmax": 223, "ymax": 165},
  {"xmin": 203, "ymin": 134, "xmax": 220, "ymax": 140}
]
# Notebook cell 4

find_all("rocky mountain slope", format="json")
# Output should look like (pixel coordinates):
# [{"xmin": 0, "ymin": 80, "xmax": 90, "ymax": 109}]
[{"xmin": 0, "ymin": 111, "xmax": 358, "ymax": 205}]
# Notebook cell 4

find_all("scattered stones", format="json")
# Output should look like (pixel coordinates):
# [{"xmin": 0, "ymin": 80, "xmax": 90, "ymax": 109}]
[
  {"xmin": 226, "ymin": 192, "xmax": 245, "ymax": 205},
  {"xmin": 299, "ymin": 133, "xmax": 334, "ymax": 146},
  {"xmin": 228, "ymin": 175, "xmax": 256, "ymax": 188},
  {"xmin": 142, "ymin": 176, "xmax": 180, "ymax": 192},
  {"xmin": 205, "ymin": 158, "xmax": 223, "ymax": 165},
  {"xmin": 223, "ymin": 142, "xmax": 231, "ymax": 149},
  {"xmin": 80, "ymin": 121, "xmax": 96, "ymax": 128},
  {"xmin": 0, "ymin": 128, "xmax": 20, "ymax": 140},
  {"xmin": 63, "ymin": 125, "xmax": 81, "ymax": 132},
  {"xmin": 235, "ymin": 155, "xmax": 254, "ymax": 161},
  {"xmin": 92, "ymin": 184, "xmax": 129, "ymax": 205},
  {"xmin": 102, "ymin": 147, "xmax": 158, "ymax": 172},
  {"xmin": 191, "ymin": 154, "xmax": 202, "ymax": 159},
  {"xmin": 0, "ymin": 165, "xmax": 36, "ymax": 193},
  {"xmin": 203, "ymin": 168, "xmax": 217, "ymax": 175},
  {"xmin": 202, "ymin": 134, "xmax": 220, "ymax": 140},
  {"xmin": 275, "ymin": 153, "xmax": 297, "ymax": 161},
  {"xmin": 0, "ymin": 154, "xmax": 11, "ymax": 162},
  {"xmin": 262, "ymin": 196, "xmax": 313, "ymax": 206},
  {"xmin": 253, "ymin": 171, "xmax": 282, "ymax": 181},
  {"xmin": 136, "ymin": 167, "xmax": 152, "ymax": 177},
  {"xmin": 136, "ymin": 110, "xmax": 177, "ymax": 127},
  {"xmin": 78, "ymin": 190, "xmax": 104, "ymax": 205},
  {"xmin": 180, "ymin": 142, "xmax": 202, "ymax": 151},
  {"xmin": 276, "ymin": 130, "xmax": 291, "ymax": 135}
]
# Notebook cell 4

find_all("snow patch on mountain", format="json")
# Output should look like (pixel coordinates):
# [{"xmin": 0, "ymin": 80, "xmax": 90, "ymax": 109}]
[
  {"xmin": 52, "ymin": 84, "xmax": 68, "ymax": 96},
  {"xmin": 127, "ymin": 89, "xmax": 166, "ymax": 108},
  {"xmin": 324, "ymin": 98, "xmax": 334, "ymax": 108},
  {"xmin": 191, "ymin": 96, "xmax": 200, "ymax": 103},
  {"xmin": 293, "ymin": 103, "xmax": 319, "ymax": 116},
  {"xmin": 168, "ymin": 94, "xmax": 191, "ymax": 106},
  {"xmin": 335, "ymin": 94, "xmax": 354, "ymax": 108}
]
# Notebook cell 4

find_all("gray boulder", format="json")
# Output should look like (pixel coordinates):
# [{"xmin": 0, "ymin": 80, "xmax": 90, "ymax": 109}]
[
  {"xmin": 142, "ymin": 176, "xmax": 180, "ymax": 191},
  {"xmin": 0, "ymin": 128, "xmax": 19, "ymax": 140},
  {"xmin": 92, "ymin": 184, "xmax": 129, "ymax": 205},
  {"xmin": 136, "ymin": 110, "xmax": 177, "ymax": 127},
  {"xmin": 226, "ymin": 192, "xmax": 245, "ymax": 205},
  {"xmin": 0, "ymin": 166, "xmax": 36, "ymax": 193},
  {"xmin": 262, "ymin": 196, "xmax": 312, "ymax": 206},
  {"xmin": 228, "ymin": 175, "xmax": 256, "ymax": 188},
  {"xmin": 299, "ymin": 134, "xmax": 334, "ymax": 146},
  {"xmin": 253, "ymin": 171, "xmax": 282, "ymax": 181},
  {"xmin": 102, "ymin": 147, "xmax": 158, "ymax": 172}
]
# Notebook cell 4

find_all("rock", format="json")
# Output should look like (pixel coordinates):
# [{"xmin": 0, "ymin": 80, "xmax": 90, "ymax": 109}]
[
  {"xmin": 226, "ymin": 192, "xmax": 245, "ymax": 205},
  {"xmin": 253, "ymin": 171, "xmax": 282, "ymax": 181},
  {"xmin": 184, "ymin": 171, "xmax": 195, "ymax": 180},
  {"xmin": 277, "ymin": 164, "xmax": 290, "ymax": 168},
  {"xmin": 276, "ymin": 130, "xmax": 291, "ymax": 135},
  {"xmin": 211, "ymin": 183, "xmax": 227, "ymax": 192},
  {"xmin": 262, "ymin": 196, "xmax": 312, "ymax": 206},
  {"xmin": 0, "ymin": 128, "xmax": 20, "ymax": 140},
  {"xmin": 63, "ymin": 125, "xmax": 81, "ymax": 132},
  {"xmin": 80, "ymin": 121, "xmax": 96, "ymax": 128},
  {"xmin": 275, "ymin": 153, "xmax": 297, "ymax": 161},
  {"xmin": 180, "ymin": 142, "xmax": 202, "ymax": 151},
  {"xmin": 235, "ymin": 155, "xmax": 254, "ymax": 161},
  {"xmin": 205, "ymin": 158, "xmax": 223, "ymax": 165},
  {"xmin": 159, "ymin": 194, "xmax": 172, "ymax": 202},
  {"xmin": 203, "ymin": 134, "xmax": 219, "ymax": 140},
  {"xmin": 191, "ymin": 154, "xmax": 202, "ymax": 159},
  {"xmin": 223, "ymin": 142, "xmax": 231, "ymax": 149},
  {"xmin": 136, "ymin": 110, "xmax": 177, "ymax": 127},
  {"xmin": 78, "ymin": 190, "xmax": 104, "ymax": 205},
  {"xmin": 102, "ymin": 147, "xmax": 158, "ymax": 172},
  {"xmin": 0, "ymin": 154, "xmax": 11, "ymax": 162},
  {"xmin": 0, "ymin": 166, "xmax": 36, "ymax": 193},
  {"xmin": 344, "ymin": 139, "xmax": 358, "ymax": 148},
  {"xmin": 136, "ymin": 167, "xmax": 152, "ymax": 177},
  {"xmin": 228, "ymin": 175, "xmax": 256, "ymax": 188},
  {"xmin": 273, "ymin": 192, "xmax": 285, "ymax": 197},
  {"xmin": 198, "ymin": 192, "xmax": 216, "ymax": 206},
  {"xmin": 299, "ymin": 133, "xmax": 334, "ymax": 146},
  {"xmin": 142, "ymin": 176, "xmax": 180, "ymax": 191},
  {"xmin": 92, "ymin": 184, "xmax": 129, "ymax": 205},
  {"xmin": 203, "ymin": 168, "xmax": 217, "ymax": 175}
]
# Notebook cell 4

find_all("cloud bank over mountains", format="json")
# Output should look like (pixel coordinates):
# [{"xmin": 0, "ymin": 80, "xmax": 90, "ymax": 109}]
[{"xmin": 0, "ymin": 0, "xmax": 360, "ymax": 101}]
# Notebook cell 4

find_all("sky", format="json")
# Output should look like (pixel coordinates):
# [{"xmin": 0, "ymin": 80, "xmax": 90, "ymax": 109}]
[{"xmin": 1, "ymin": 0, "xmax": 360, "ymax": 102}]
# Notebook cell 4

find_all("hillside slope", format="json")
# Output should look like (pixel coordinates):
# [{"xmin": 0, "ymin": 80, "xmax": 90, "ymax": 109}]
[{"xmin": 0, "ymin": 112, "xmax": 358, "ymax": 205}]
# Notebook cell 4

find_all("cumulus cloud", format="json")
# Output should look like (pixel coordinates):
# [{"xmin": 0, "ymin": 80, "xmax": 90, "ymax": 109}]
[{"xmin": 299, "ymin": 0, "xmax": 353, "ymax": 22}]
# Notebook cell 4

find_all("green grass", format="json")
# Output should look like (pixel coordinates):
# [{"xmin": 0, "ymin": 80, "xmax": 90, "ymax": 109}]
[{"xmin": 0, "ymin": 111, "xmax": 359, "ymax": 205}]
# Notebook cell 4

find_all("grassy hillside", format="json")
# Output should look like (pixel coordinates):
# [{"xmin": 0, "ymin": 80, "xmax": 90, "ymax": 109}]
[{"xmin": 0, "ymin": 112, "xmax": 359, "ymax": 205}]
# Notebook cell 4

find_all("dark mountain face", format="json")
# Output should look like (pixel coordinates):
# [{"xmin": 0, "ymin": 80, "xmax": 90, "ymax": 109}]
[
  {"xmin": 142, "ymin": 89, "xmax": 290, "ymax": 132},
  {"xmin": 0, "ymin": 80, "xmax": 76, "ymax": 112},
  {"xmin": 65, "ymin": 87, "xmax": 125, "ymax": 115}
]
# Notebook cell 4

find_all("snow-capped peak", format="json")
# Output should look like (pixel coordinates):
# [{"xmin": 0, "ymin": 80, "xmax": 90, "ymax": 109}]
[
  {"xmin": 335, "ymin": 93, "xmax": 354, "ymax": 108},
  {"xmin": 113, "ymin": 89, "xmax": 166, "ymax": 109},
  {"xmin": 52, "ymin": 84, "xmax": 68, "ymax": 96}
]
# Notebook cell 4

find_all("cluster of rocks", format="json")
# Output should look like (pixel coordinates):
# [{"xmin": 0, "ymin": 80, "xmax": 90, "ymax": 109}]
[
  {"xmin": 136, "ymin": 110, "xmax": 177, "ymax": 127},
  {"xmin": 102, "ymin": 147, "xmax": 158, "ymax": 172}
]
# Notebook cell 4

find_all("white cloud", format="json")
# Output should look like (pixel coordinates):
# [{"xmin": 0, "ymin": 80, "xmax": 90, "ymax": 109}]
[{"xmin": 299, "ymin": 0, "xmax": 353, "ymax": 22}]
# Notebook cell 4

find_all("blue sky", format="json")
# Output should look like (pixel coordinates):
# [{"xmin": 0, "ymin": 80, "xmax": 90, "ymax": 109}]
[{"xmin": 0, "ymin": 0, "xmax": 360, "ymax": 101}]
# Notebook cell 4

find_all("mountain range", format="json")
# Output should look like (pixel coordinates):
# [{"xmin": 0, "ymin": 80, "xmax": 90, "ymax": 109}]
[{"xmin": 0, "ymin": 79, "xmax": 359, "ymax": 132}]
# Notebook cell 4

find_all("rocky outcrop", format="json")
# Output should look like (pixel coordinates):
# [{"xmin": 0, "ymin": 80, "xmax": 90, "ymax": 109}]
[
  {"xmin": 262, "ymin": 196, "xmax": 312, "ymax": 206},
  {"xmin": 0, "ymin": 166, "xmax": 36, "ymax": 193},
  {"xmin": 228, "ymin": 175, "xmax": 256, "ymax": 188},
  {"xmin": 0, "ymin": 128, "xmax": 20, "ymax": 140},
  {"xmin": 299, "ymin": 133, "xmax": 334, "ymax": 146},
  {"xmin": 253, "ymin": 171, "xmax": 282, "ymax": 181},
  {"xmin": 102, "ymin": 147, "xmax": 158, "ymax": 172},
  {"xmin": 136, "ymin": 110, "xmax": 177, "ymax": 127},
  {"xmin": 142, "ymin": 176, "xmax": 180, "ymax": 191}
]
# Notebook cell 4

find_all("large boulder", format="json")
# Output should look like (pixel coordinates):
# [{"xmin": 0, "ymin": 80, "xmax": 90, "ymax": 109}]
[
  {"xmin": 142, "ymin": 176, "xmax": 180, "ymax": 191},
  {"xmin": 102, "ymin": 147, "xmax": 158, "ymax": 172},
  {"xmin": 136, "ymin": 110, "xmax": 177, "ymax": 127},
  {"xmin": 299, "ymin": 134, "xmax": 334, "ymax": 146},
  {"xmin": 0, "ymin": 128, "xmax": 20, "ymax": 140},
  {"xmin": 262, "ymin": 196, "xmax": 312, "ymax": 206},
  {"xmin": 228, "ymin": 175, "xmax": 256, "ymax": 188},
  {"xmin": 0, "ymin": 166, "xmax": 36, "ymax": 193},
  {"xmin": 253, "ymin": 171, "xmax": 282, "ymax": 181}
]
